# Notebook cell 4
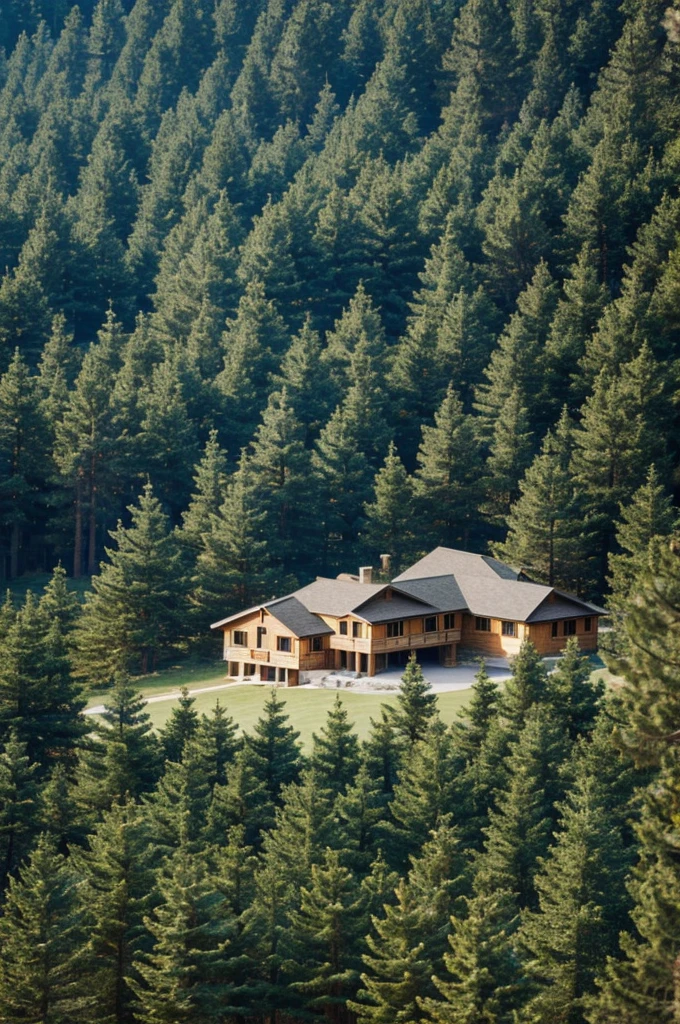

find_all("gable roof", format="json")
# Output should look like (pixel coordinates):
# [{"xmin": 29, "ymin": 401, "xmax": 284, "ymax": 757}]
[
  {"xmin": 394, "ymin": 547, "xmax": 522, "ymax": 583},
  {"xmin": 292, "ymin": 577, "xmax": 387, "ymax": 617},
  {"xmin": 266, "ymin": 596, "xmax": 335, "ymax": 637},
  {"xmin": 211, "ymin": 593, "xmax": 334, "ymax": 637},
  {"xmin": 212, "ymin": 547, "xmax": 605, "ymax": 635}
]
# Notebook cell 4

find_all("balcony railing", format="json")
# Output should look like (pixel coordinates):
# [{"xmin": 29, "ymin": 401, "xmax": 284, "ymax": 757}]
[
  {"xmin": 223, "ymin": 646, "xmax": 297, "ymax": 665},
  {"xmin": 371, "ymin": 628, "xmax": 461, "ymax": 653}
]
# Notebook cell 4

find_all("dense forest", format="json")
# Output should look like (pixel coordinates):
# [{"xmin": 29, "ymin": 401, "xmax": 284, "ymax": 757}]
[
  {"xmin": 0, "ymin": 0, "xmax": 679, "ymax": 641},
  {"xmin": 2, "ymin": 1, "xmax": 680, "ymax": 1021}
]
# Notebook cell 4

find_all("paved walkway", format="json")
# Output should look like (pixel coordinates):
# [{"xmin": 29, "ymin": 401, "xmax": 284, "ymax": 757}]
[{"xmin": 84, "ymin": 680, "xmax": 237, "ymax": 716}]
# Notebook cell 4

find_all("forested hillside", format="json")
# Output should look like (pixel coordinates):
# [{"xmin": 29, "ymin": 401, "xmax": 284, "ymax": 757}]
[
  {"xmin": 4, "ymin": 4, "xmax": 680, "ymax": 1020},
  {"xmin": 0, "ymin": 0, "xmax": 678, "ymax": 645}
]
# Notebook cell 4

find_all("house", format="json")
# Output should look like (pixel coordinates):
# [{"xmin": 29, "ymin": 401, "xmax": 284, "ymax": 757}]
[{"xmin": 211, "ymin": 546, "xmax": 605, "ymax": 686}]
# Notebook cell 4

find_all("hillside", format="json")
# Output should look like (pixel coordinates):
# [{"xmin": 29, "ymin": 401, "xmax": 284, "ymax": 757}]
[{"xmin": 0, "ymin": 0, "xmax": 677, "ymax": 641}]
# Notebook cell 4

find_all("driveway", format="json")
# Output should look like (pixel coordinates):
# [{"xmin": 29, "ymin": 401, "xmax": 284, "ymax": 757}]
[{"xmin": 302, "ymin": 662, "xmax": 512, "ymax": 694}]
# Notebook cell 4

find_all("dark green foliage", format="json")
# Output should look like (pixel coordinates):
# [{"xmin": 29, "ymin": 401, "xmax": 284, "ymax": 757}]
[
  {"xmin": 75, "ymin": 484, "xmax": 187, "ymax": 681},
  {"xmin": 0, "ymin": 835, "xmax": 83, "ymax": 1022},
  {"xmin": 311, "ymin": 694, "xmax": 361, "ymax": 798},
  {"xmin": 245, "ymin": 688, "xmax": 303, "ymax": 803},
  {"xmin": 0, "ymin": 4, "xmax": 677, "ymax": 1020},
  {"xmin": 158, "ymin": 686, "xmax": 199, "ymax": 764},
  {"xmin": 0, "ymin": 591, "xmax": 86, "ymax": 777},
  {"xmin": 418, "ymin": 890, "xmax": 526, "ymax": 1023},
  {"xmin": 385, "ymin": 652, "xmax": 438, "ymax": 747}
]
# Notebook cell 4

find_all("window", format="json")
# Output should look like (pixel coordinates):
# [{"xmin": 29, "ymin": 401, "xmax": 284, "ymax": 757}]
[
  {"xmin": 444, "ymin": 613, "xmax": 455, "ymax": 630},
  {"xmin": 501, "ymin": 621, "xmax": 516, "ymax": 637},
  {"xmin": 424, "ymin": 616, "xmax": 438, "ymax": 633},
  {"xmin": 278, "ymin": 668, "xmax": 286, "ymax": 682},
  {"xmin": 277, "ymin": 636, "xmax": 291, "ymax": 652},
  {"xmin": 262, "ymin": 667, "xmax": 276, "ymax": 681},
  {"xmin": 310, "ymin": 636, "xmax": 323, "ymax": 652},
  {"xmin": 563, "ymin": 620, "xmax": 577, "ymax": 636},
  {"xmin": 584, "ymin": 617, "xmax": 592, "ymax": 632},
  {"xmin": 339, "ymin": 621, "xmax": 348, "ymax": 635},
  {"xmin": 233, "ymin": 630, "xmax": 247, "ymax": 646},
  {"xmin": 360, "ymin": 653, "xmax": 368, "ymax": 672},
  {"xmin": 387, "ymin": 620, "xmax": 404, "ymax": 638},
  {"xmin": 475, "ymin": 617, "xmax": 491, "ymax": 632},
  {"xmin": 244, "ymin": 663, "xmax": 256, "ymax": 676},
  {"xmin": 352, "ymin": 622, "xmax": 362, "ymax": 638},
  {"xmin": 551, "ymin": 622, "xmax": 558, "ymax": 638},
  {"xmin": 256, "ymin": 626, "xmax": 266, "ymax": 648},
  {"xmin": 229, "ymin": 662, "xmax": 239, "ymax": 677}
]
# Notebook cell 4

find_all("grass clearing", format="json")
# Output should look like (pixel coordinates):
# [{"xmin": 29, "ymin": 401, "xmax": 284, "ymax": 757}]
[
  {"xmin": 132, "ymin": 684, "xmax": 473, "ymax": 749},
  {"xmin": 85, "ymin": 661, "xmax": 230, "ymax": 703}
]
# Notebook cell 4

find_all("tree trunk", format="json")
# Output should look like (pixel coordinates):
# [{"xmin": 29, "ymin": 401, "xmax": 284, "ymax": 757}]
[
  {"xmin": 87, "ymin": 455, "xmax": 97, "ymax": 576},
  {"xmin": 73, "ymin": 481, "xmax": 83, "ymax": 579}
]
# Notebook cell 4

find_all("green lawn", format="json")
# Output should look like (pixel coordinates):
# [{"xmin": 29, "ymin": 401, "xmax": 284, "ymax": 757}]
[
  {"xmin": 103, "ymin": 682, "xmax": 474, "ymax": 749},
  {"xmin": 85, "ymin": 660, "xmax": 230, "ymax": 703}
]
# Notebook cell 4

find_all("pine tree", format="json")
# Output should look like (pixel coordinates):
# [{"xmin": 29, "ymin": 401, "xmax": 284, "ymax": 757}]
[
  {"xmin": 159, "ymin": 687, "xmax": 199, "ymax": 764},
  {"xmin": 494, "ymin": 409, "xmax": 587, "ymax": 591},
  {"xmin": 351, "ymin": 824, "xmax": 467, "ymax": 1023},
  {"xmin": 136, "ymin": 355, "xmax": 201, "ymax": 520},
  {"xmin": 0, "ymin": 591, "xmax": 86, "ymax": 777},
  {"xmin": 483, "ymin": 387, "xmax": 535, "ymax": 524},
  {"xmin": 606, "ymin": 466, "xmax": 677, "ymax": 653},
  {"xmin": 191, "ymin": 457, "xmax": 279, "ymax": 628},
  {"xmin": 131, "ymin": 839, "xmax": 238, "ymax": 1024},
  {"xmin": 475, "ymin": 705, "xmax": 570, "ymax": 912},
  {"xmin": 72, "ymin": 800, "xmax": 154, "ymax": 1024},
  {"xmin": 78, "ymin": 672, "xmax": 160, "ymax": 815},
  {"xmin": 519, "ymin": 759, "xmax": 633, "ymax": 1024},
  {"xmin": 414, "ymin": 383, "xmax": 483, "ymax": 550},
  {"xmin": 386, "ymin": 653, "xmax": 438, "ymax": 747},
  {"xmin": 500, "ymin": 639, "xmax": 550, "ymax": 732},
  {"xmin": 452, "ymin": 662, "xmax": 502, "ymax": 762},
  {"xmin": 195, "ymin": 700, "xmax": 240, "ymax": 788},
  {"xmin": 179, "ymin": 430, "xmax": 229, "ymax": 557},
  {"xmin": 381, "ymin": 721, "xmax": 461, "ymax": 867},
  {"xmin": 75, "ymin": 484, "xmax": 188, "ymax": 681},
  {"xmin": 418, "ymin": 890, "xmax": 526, "ymax": 1023},
  {"xmin": 548, "ymin": 637, "xmax": 604, "ymax": 740},
  {"xmin": 335, "ymin": 762, "xmax": 387, "ymax": 874},
  {"xmin": 572, "ymin": 344, "xmax": 671, "ymax": 577},
  {"xmin": 206, "ymin": 745, "xmax": 274, "ymax": 849},
  {"xmin": 0, "ymin": 728, "xmax": 38, "ymax": 890},
  {"xmin": 285, "ymin": 847, "xmax": 366, "ymax": 1019},
  {"xmin": 362, "ymin": 443, "xmax": 417, "ymax": 573},
  {"xmin": 0, "ymin": 349, "xmax": 49, "ymax": 578},
  {"xmin": 0, "ymin": 835, "xmax": 83, "ymax": 1022},
  {"xmin": 271, "ymin": 316, "xmax": 333, "ymax": 444},
  {"xmin": 248, "ymin": 387, "xmax": 318, "ymax": 574},
  {"xmin": 54, "ymin": 328, "xmax": 122, "ymax": 578},
  {"xmin": 311, "ymin": 694, "xmax": 362, "ymax": 798},
  {"xmin": 245, "ymin": 688, "xmax": 303, "ymax": 803}
]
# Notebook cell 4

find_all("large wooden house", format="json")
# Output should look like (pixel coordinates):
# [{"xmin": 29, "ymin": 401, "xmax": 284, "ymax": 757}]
[{"xmin": 211, "ymin": 547, "xmax": 605, "ymax": 686}]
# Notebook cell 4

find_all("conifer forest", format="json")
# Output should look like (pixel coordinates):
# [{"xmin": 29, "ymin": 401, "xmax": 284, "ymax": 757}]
[{"xmin": 3, "ymin": 0, "xmax": 680, "ymax": 1021}]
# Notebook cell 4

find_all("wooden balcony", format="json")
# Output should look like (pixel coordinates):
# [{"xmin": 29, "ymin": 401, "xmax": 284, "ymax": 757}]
[
  {"xmin": 330, "ymin": 635, "xmax": 372, "ymax": 654},
  {"xmin": 371, "ymin": 628, "xmax": 461, "ymax": 653},
  {"xmin": 223, "ymin": 646, "xmax": 297, "ymax": 667}
]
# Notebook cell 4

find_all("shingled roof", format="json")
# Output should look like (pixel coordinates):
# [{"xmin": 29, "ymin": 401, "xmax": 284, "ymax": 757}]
[
  {"xmin": 212, "ymin": 547, "xmax": 604, "ymax": 635},
  {"xmin": 394, "ymin": 547, "xmax": 522, "ymax": 583}
]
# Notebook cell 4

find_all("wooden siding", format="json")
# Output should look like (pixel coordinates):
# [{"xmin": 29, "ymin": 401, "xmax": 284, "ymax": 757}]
[
  {"xmin": 460, "ymin": 614, "xmax": 526, "ymax": 657},
  {"xmin": 527, "ymin": 619, "xmax": 599, "ymax": 655}
]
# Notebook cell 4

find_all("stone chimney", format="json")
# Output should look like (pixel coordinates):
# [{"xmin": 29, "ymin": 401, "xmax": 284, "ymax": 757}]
[
  {"xmin": 359, "ymin": 565, "xmax": 373, "ymax": 584},
  {"xmin": 380, "ymin": 553, "xmax": 391, "ymax": 575}
]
